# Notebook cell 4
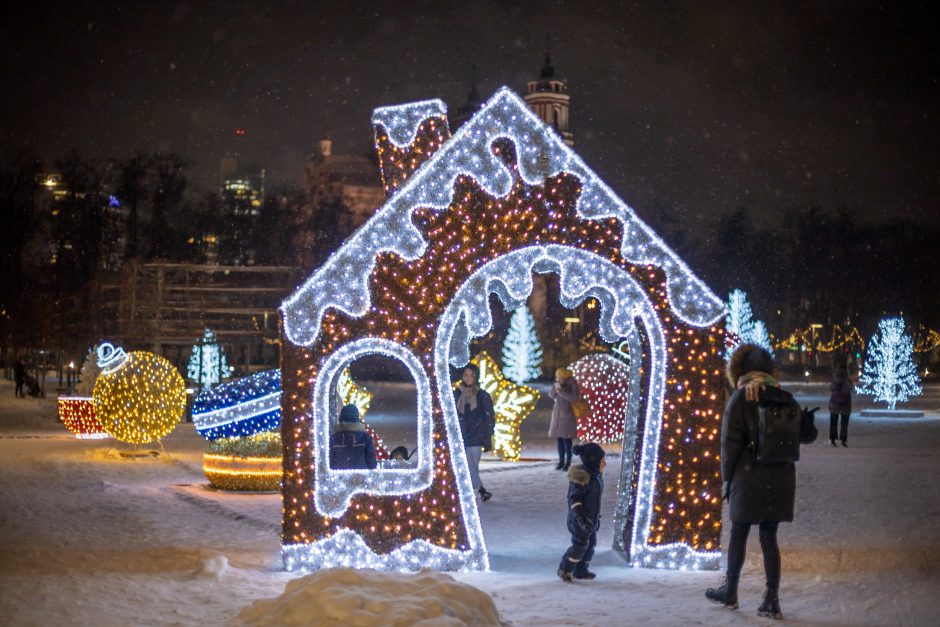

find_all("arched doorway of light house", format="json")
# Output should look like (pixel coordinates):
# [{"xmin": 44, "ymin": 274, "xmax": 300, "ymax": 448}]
[{"xmin": 435, "ymin": 244, "xmax": 665, "ymax": 571}]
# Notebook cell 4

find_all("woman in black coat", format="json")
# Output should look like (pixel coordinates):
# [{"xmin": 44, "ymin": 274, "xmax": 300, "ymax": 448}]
[
  {"xmin": 454, "ymin": 363, "xmax": 495, "ymax": 501},
  {"xmin": 705, "ymin": 344, "xmax": 817, "ymax": 620}
]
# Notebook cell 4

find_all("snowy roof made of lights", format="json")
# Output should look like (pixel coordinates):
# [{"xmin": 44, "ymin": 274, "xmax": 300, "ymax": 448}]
[{"xmin": 282, "ymin": 87, "xmax": 725, "ymax": 347}]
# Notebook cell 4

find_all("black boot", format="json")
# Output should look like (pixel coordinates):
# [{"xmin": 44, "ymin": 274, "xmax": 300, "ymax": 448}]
[
  {"xmin": 557, "ymin": 556, "xmax": 577, "ymax": 582},
  {"xmin": 573, "ymin": 561, "xmax": 596, "ymax": 580},
  {"xmin": 705, "ymin": 575, "xmax": 739, "ymax": 610},
  {"xmin": 555, "ymin": 461, "xmax": 565, "ymax": 470},
  {"xmin": 757, "ymin": 586, "xmax": 782, "ymax": 619},
  {"xmin": 478, "ymin": 486, "xmax": 492, "ymax": 502},
  {"xmin": 830, "ymin": 439, "xmax": 837, "ymax": 447}
]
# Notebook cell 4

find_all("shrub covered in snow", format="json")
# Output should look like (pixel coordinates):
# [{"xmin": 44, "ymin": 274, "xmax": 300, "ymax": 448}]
[{"xmin": 237, "ymin": 567, "xmax": 506, "ymax": 626}]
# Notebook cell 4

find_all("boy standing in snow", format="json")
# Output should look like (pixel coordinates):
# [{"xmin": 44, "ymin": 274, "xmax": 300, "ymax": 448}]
[{"xmin": 558, "ymin": 442, "xmax": 605, "ymax": 582}]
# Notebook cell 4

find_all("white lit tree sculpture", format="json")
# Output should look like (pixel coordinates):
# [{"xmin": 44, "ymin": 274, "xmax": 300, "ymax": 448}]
[
  {"xmin": 858, "ymin": 317, "xmax": 922, "ymax": 410},
  {"xmin": 501, "ymin": 305, "xmax": 543, "ymax": 384},
  {"xmin": 725, "ymin": 289, "xmax": 774, "ymax": 358},
  {"xmin": 187, "ymin": 329, "xmax": 234, "ymax": 391}
]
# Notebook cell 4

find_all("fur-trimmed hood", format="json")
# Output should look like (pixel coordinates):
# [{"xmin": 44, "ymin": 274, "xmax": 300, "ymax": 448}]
[
  {"xmin": 568, "ymin": 464, "xmax": 592, "ymax": 485},
  {"xmin": 336, "ymin": 421, "xmax": 365, "ymax": 432}
]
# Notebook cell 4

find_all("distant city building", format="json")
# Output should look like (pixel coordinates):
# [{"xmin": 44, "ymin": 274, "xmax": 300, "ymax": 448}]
[
  {"xmin": 302, "ymin": 138, "xmax": 385, "ymax": 225},
  {"xmin": 523, "ymin": 48, "xmax": 573, "ymax": 146}
]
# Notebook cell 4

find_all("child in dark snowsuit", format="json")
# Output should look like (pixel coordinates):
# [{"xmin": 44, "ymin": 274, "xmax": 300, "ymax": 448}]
[{"xmin": 558, "ymin": 442, "xmax": 605, "ymax": 582}]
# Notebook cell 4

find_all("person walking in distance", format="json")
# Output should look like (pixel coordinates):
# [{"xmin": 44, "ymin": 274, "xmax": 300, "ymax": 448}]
[
  {"xmin": 829, "ymin": 364, "xmax": 853, "ymax": 447},
  {"xmin": 705, "ymin": 344, "xmax": 818, "ymax": 620},
  {"xmin": 548, "ymin": 368, "xmax": 580, "ymax": 470}
]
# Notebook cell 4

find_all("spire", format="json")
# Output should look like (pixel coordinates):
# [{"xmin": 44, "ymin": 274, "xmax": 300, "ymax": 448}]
[
  {"xmin": 540, "ymin": 33, "xmax": 554, "ymax": 79},
  {"xmin": 467, "ymin": 62, "xmax": 480, "ymax": 104}
]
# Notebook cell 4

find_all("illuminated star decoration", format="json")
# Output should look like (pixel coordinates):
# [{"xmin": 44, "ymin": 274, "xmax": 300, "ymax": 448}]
[
  {"xmin": 570, "ymin": 353, "xmax": 631, "ymax": 443},
  {"xmin": 469, "ymin": 351, "xmax": 539, "ymax": 461}
]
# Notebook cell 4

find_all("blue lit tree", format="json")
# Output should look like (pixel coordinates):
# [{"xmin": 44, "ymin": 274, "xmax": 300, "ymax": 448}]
[
  {"xmin": 858, "ymin": 317, "xmax": 921, "ymax": 410},
  {"xmin": 501, "ymin": 305, "xmax": 543, "ymax": 384},
  {"xmin": 187, "ymin": 329, "xmax": 234, "ymax": 391}
]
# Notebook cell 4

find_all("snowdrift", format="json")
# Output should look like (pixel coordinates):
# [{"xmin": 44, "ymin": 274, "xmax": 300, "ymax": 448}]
[{"xmin": 237, "ymin": 567, "xmax": 507, "ymax": 626}]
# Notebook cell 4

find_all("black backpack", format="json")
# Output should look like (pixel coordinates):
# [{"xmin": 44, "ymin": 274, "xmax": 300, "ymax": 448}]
[{"xmin": 752, "ymin": 387, "xmax": 818, "ymax": 464}]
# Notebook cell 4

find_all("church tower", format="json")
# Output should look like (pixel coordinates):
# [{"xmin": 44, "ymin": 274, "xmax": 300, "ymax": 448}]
[{"xmin": 523, "ymin": 38, "xmax": 573, "ymax": 146}]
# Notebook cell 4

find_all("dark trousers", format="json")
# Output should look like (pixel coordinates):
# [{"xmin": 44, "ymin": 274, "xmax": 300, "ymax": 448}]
[
  {"xmin": 556, "ymin": 438, "xmax": 572, "ymax": 465},
  {"xmin": 727, "ymin": 521, "xmax": 780, "ymax": 589},
  {"xmin": 14, "ymin": 381, "xmax": 24, "ymax": 397},
  {"xmin": 829, "ymin": 412, "xmax": 850, "ymax": 443},
  {"xmin": 560, "ymin": 527, "xmax": 597, "ymax": 573}
]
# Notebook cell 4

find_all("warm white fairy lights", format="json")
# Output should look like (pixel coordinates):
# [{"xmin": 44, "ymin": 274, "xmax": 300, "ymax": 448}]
[{"xmin": 280, "ymin": 87, "xmax": 725, "ymax": 573}]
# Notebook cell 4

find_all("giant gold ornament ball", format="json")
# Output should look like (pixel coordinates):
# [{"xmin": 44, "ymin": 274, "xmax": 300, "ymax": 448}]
[{"xmin": 93, "ymin": 351, "xmax": 186, "ymax": 444}]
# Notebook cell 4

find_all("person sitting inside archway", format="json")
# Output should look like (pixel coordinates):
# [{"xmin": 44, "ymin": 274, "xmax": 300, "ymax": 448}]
[{"xmin": 329, "ymin": 404, "xmax": 377, "ymax": 470}]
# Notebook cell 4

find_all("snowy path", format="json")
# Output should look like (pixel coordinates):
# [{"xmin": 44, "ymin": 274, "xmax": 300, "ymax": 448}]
[{"xmin": 1, "ymin": 380, "xmax": 938, "ymax": 625}]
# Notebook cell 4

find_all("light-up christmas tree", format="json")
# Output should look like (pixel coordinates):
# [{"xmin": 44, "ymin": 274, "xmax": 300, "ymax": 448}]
[
  {"xmin": 858, "ymin": 317, "xmax": 922, "ymax": 410},
  {"xmin": 750, "ymin": 320, "xmax": 775, "ymax": 356},
  {"xmin": 501, "ymin": 305, "xmax": 543, "ymax": 384},
  {"xmin": 725, "ymin": 289, "xmax": 774, "ymax": 358},
  {"xmin": 76, "ymin": 345, "xmax": 102, "ymax": 395},
  {"xmin": 187, "ymin": 329, "xmax": 234, "ymax": 391}
]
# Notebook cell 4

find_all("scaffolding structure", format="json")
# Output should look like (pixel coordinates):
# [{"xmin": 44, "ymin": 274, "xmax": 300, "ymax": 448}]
[{"xmin": 96, "ymin": 261, "xmax": 300, "ymax": 372}]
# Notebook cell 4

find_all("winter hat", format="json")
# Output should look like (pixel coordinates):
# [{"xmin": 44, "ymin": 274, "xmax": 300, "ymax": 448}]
[
  {"xmin": 556, "ymin": 367, "xmax": 573, "ymax": 381},
  {"xmin": 573, "ymin": 442, "xmax": 605, "ymax": 473},
  {"xmin": 726, "ymin": 343, "xmax": 775, "ymax": 387},
  {"xmin": 339, "ymin": 404, "xmax": 361, "ymax": 423}
]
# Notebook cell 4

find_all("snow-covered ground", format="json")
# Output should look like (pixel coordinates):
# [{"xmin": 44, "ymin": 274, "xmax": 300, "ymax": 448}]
[{"xmin": 1, "ymin": 378, "xmax": 938, "ymax": 626}]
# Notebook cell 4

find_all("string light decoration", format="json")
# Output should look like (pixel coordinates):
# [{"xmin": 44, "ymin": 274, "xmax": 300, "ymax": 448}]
[
  {"xmin": 466, "ymin": 351, "xmax": 539, "ymax": 461},
  {"xmin": 187, "ymin": 328, "xmax": 234, "ymax": 391},
  {"xmin": 913, "ymin": 325, "xmax": 940, "ymax": 354},
  {"xmin": 501, "ymin": 305, "xmax": 544, "ymax": 383},
  {"xmin": 57, "ymin": 396, "xmax": 109, "ymax": 439},
  {"xmin": 775, "ymin": 324, "xmax": 866, "ymax": 354},
  {"xmin": 569, "ymin": 353, "xmax": 631, "ymax": 443},
  {"xmin": 279, "ymin": 87, "xmax": 726, "ymax": 573},
  {"xmin": 203, "ymin": 431, "xmax": 282, "ymax": 492},
  {"xmin": 92, "ymin": 343, "xmax": 186, "ymax": 445},
  {"xmin": 858, "ymin": 317, "xmax": 922, "ymax": 410}
]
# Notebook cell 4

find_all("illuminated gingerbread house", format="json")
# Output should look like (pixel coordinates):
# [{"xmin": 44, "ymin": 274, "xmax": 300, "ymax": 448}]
[{"xmin": 279, "ymin": 87, "xmax": 727, "ymax": 572}]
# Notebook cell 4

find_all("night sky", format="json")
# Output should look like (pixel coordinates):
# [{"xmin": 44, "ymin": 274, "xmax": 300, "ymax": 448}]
[{"xmin": 2, "ymin": 1, "xmax": 937, "ymax": 228}]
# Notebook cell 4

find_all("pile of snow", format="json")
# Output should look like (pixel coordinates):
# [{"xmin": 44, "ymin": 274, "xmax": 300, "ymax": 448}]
[{"xmin": 237, "ymin": 567, "xmax": 506, "ymax": 626}]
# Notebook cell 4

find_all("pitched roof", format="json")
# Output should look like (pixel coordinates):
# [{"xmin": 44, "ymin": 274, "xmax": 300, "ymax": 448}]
[{"xmin": 282, "ymin": 87, "xmax": 724, "ymax": 347}]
